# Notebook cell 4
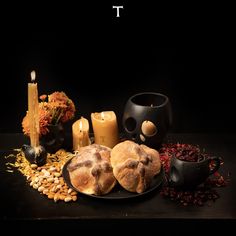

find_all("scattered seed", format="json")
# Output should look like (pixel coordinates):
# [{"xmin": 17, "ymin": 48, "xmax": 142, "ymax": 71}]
[{"xmin": 6, "ymin": 149, "xmax": 77, "ymax": 203}]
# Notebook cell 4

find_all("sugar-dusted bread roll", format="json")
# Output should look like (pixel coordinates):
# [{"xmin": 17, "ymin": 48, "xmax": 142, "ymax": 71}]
[
  {"xmin": 111, "ymin": 140, "xmax": 161, "ymax": 193},
  {"xmin": 67, "ymin": 144, "xmax": 116, "ymax": 195}
]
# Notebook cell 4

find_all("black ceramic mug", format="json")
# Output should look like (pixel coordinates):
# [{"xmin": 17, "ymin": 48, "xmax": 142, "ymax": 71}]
[
  {"xmin": 169, "ymin": 155, "xmax": 221, "ymax": 188},
  {"xmin": 122, "ymin": 92, "xmax": 172, "ymax": 149}
]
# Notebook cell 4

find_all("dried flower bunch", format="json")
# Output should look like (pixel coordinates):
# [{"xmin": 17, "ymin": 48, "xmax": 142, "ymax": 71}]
[{"xmin": 22, "ymin": 91, "xmax": 75, "ymax": 136}]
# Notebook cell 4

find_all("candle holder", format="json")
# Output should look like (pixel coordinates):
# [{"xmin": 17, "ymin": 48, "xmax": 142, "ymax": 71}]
[
  {"xmin": 22, "ymin": 144, "xmax": 47, "ymax": 166},
  {"xmin": 122, "ymin": 92, "xmax": 172, "ymax": 149}
]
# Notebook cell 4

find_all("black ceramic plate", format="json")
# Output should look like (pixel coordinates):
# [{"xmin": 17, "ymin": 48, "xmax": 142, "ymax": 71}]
[{"xmin": 62, "ymin": 158, "xmax": 164, "ymax": 199}]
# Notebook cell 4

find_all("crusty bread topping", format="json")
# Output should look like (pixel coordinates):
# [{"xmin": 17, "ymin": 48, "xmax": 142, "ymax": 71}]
[
  {"xmin": 67, "ymin": 144, "xmax": 116, "ymax": 195},
  {"xmin": 111, "ymin": 141, "xmax": 161, "ymax": 193}
]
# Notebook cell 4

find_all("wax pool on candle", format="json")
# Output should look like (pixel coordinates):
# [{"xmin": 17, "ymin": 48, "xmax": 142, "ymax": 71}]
[
  {"xmin": 72, "ymin": 117, "xmax": 90, "ymax": 150},
  {"xmin": 91, "ymin": 111, "xmax": 119, "ymax": 148},
  {"xmin": 28, "ymin": 70, "xmax": 39, "ymax": 147}
]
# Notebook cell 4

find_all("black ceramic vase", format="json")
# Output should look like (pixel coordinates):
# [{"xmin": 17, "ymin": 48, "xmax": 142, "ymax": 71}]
[
  {"xmin": 40, "ymin": 123, "xmax": 65, "ymax": 153},
  {"xmin": 122, "ymin": 92, "xmax": 172, "ymax": 149}
]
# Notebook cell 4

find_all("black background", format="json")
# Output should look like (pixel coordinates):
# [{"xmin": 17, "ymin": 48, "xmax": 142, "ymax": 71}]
[
  {"xmin": 0, "ymin": 2, "xmax": 235, "ymax": 134},
  {"xmin": 0, "ymin": 2, "xmax": 236, "ymax": 233}
]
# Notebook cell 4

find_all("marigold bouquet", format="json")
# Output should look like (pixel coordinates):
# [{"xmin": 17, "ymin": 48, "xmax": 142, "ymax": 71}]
[{"xmin": 22, "ymin": 91, "xmax": 75, "ymax": 136}]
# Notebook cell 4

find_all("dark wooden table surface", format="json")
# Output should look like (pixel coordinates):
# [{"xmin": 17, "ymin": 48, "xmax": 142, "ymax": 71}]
[{"xmin": 0, "ymin": 133, "xmax": 235, "ymax": 233}]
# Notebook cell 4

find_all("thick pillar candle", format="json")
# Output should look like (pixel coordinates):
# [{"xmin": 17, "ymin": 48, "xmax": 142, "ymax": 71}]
[
  {"xmin": 28, "ymin": 70, "xmax": 39, "ymax": 147},
  {"xmin": 91, "ymin": 111, "xmax": 119, "ymax": 148},
  {"xmin": 72, "ymin": 117, "xmax": 90, "ymax": 150}
]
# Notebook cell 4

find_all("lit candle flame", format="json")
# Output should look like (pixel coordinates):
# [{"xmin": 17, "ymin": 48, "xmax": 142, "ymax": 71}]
[
  {"xmin": 151, "ymin": 104, "xmax": 153, "ymax": 107},
  {"xmin": 31, "ymin": 70, "xmax": 36, "ymax": 82},
  {"xmin": 79, "ymin": 120, "xmax": 83, "ymax": 132},
  {"xmin": 101, "ymin": 112, "xmax": 105, "ymax": 120}
]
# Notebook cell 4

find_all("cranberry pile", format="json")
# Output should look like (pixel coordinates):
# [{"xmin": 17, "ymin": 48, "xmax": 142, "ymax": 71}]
[{"xmin": 159, "ymin": 143, "xmax": 230, "ymax": 206}]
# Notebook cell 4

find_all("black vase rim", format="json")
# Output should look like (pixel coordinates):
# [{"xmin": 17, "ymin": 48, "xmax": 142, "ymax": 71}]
[
  {"xmin": 129, "ymin": 92, "xmax": 169, "ymax": 108},
  {"xmin": 47, "ymin": 123, "xmax": 63, "ymax": 126}
]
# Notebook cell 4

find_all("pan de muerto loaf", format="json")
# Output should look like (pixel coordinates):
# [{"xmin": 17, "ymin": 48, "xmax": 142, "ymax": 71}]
[
  {"xmin": 67, "ymin": 144, "xmax": 116, "ymax": 195},
  {"xmin": 111, "ymin": 140, "xmax": 161, "ymax": 193}
]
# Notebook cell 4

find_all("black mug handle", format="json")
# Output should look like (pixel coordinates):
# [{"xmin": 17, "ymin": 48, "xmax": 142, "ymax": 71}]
[{"xmin": 209, "ymin": 156, "xmax": 221, "ymax": 175}]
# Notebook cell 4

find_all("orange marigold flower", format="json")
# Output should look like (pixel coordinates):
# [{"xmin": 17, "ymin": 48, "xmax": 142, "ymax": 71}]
[
  {"xmin": 22, "ymin": 108, "xmax": 52, "ymax": 137},
  {"xmin": 22, "ymin": 91, "xmax": 76, "ymax": 136},
  {"xmin": 39, "ymin": 94, "xmax": 47, "ymax": 101}
]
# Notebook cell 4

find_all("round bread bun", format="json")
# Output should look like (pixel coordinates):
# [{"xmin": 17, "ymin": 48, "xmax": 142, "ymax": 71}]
[
  {"xmin": 111, "ymin": 140, "xmax": 161, "ymax": 193},
  {"xmin": 67, "ymin": 144, "xmax": 116, "ymax": 195}
]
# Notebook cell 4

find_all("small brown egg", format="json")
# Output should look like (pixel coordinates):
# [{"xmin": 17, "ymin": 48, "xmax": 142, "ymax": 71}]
[{"xmin": 141, "ymin": 120, "xmax": 157, "ymax": 137}]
